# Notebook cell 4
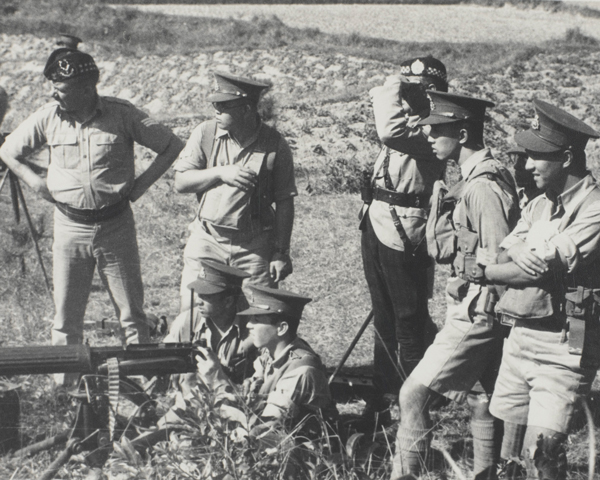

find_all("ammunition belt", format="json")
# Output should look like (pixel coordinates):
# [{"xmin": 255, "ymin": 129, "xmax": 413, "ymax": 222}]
[{"xmin": 372, "ymin": 187, "xmax": 430, "ymax": 208}]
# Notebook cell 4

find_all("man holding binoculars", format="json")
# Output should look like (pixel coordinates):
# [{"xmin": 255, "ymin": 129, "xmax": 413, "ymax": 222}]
[{"xmin": 358, "ymin": 56, "xmax": 448, "ymax": 427}]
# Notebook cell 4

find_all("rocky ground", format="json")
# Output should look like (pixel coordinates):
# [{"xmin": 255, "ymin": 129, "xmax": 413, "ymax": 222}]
[{"xmin": 1, "ymin": 33, "xmax": 599, "ymax": 185}]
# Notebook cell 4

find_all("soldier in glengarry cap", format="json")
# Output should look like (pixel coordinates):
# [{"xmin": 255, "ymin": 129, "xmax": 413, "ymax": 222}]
[
  {"xmin": 0, "ymin": 43, "xmax": 184, "ymax": 386},
  {"xmin": 174, "ymin": 71, "xmax": 296, "ymax": 311},
  {"xmin": 358, "ymin": 56, "xmax": 448, "ymax": 428}
]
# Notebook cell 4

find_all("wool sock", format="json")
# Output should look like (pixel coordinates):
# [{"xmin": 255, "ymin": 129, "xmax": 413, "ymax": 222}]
[
  {"xmin": 471, "ymin": 418, "xmax": 497, "ymax": 475},
  {"xmin": 392, "ymin": 426, "xmax": 431, "ymax": 477}
]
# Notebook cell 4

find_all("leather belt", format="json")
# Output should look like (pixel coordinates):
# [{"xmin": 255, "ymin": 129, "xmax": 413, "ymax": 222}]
[
  {"xmin": 56, "ymin": 197, "xmax": 130, "ymax": 224},
  {"xmin": 373, "ymin": 187, "xmax": 430, "ymax": 208},
  {"xmin": 508, "ymin": 315, "xmax": 567, "ymax": 333}
]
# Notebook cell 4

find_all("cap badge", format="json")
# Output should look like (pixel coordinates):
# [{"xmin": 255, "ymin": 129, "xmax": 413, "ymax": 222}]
[
  {"xmin": 57, "ymin": 59, "xmax": 75, "ymax": 78},
  {"xmin": 531, "ymin": 114, "xmax": 540, "ymax": 130},
  {"xmin": 411, "ymin": 59, "xmax": 425, "ymax": 75},
  {"xmin": 199, "ymin": 267, "xmax": 206, "ymax": 278}
]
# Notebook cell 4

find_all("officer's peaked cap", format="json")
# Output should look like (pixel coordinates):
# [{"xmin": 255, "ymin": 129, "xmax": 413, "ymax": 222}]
[
  {"xmin": 418, "ymin": 91, "xmax": 494, "ymax": 125},
  {"xmin": 44, "ymin": 48, "xmax": 98, "ymax": 82},
  {"xmin": 515, "ymin": 98, "xmax": 600, "ymax": 153},
  {"xmin": 237, "ymin": 285, "xmax": 311, "ymax": 320},
  {"xmin": 207, "ymin": 71, "xmax": 269, "ymax": 103},
  {"xmin": 187, "ymin": 260, "xmax": 250, "ymax": 295}
]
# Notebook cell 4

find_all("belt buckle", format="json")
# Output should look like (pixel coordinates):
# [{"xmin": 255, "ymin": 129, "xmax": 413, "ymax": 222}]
[{"xmin": 500, "ymin": 315, "xmax": 515, "ymax": 327}]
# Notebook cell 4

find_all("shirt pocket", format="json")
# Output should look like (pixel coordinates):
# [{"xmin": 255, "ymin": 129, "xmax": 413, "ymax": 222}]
[
  {"xmin": 91, "ymin": 132, "xmax": 126, "ymax": 168},
  {"xmin": 48, "ymin": 134, "xmax": 79, "ymax": 169}
]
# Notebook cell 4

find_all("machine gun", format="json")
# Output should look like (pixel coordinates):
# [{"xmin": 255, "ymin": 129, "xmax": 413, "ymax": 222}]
[{"xmin": 0, "ymin": 342, "xmax": 201, "ymax": 480}]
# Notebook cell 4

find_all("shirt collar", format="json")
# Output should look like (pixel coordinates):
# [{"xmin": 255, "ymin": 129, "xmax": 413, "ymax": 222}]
[
  {"xmin": 460, "ymin": 148, "xmax": 493, "ymax": 181},
  {"xmin": 554, "ymin": 174, "xmax": 598, "ymax": 216}
]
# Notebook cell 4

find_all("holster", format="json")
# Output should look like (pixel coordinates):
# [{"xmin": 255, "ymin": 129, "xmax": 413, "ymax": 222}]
[
  {"xmin": 361, "ymin": 186, "xmax": 373, "ymax": 205},
  {"xmin": 448, "ymin": 277, "xmax": 470, "ymax": 301},
  {"xmin": 565, "ymin": 286, "xmax": 600, "ymax": 368}
]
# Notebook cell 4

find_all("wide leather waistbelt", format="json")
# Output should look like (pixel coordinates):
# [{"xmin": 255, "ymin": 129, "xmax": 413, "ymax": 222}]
[
  {"xmin": 56, "ymin": 197, "xmax": 130, "ymax": 224},
  {"xmin": 373, "ymin": 187, "xmax": 430, "ymax": 208},
  {"xmin": 505, "ymin": 315, "xmax": 567, "ymax": 332}
]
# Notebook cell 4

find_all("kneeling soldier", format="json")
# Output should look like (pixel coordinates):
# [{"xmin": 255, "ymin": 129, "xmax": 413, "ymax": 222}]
[
  {"xmin": 195, "ymin": 285, "xmax": 334, "ymax": 424},
  {"xmin": 486, "ymin": 99, "xmax": 600, "ymax": 480},
  {"xmin": 392, "ymin": 92, "xmax": 520, "ymax": 478},
  {"xmin": 164, "ymin": 260, "xmax": 256, "ymax": 397}
]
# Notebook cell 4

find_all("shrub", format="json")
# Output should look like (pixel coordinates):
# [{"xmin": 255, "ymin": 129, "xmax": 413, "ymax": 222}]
[{"xmin": 321, "ymin": 157, "xmax": 372, "ymax": 195}]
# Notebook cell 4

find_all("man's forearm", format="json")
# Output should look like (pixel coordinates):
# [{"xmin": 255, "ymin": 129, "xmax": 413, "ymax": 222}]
[
  {"xmin": 0, "ymin": 154, "xmax": 52, "ymax": 201},
  {"xmin": 174, "ymin": 168, "xmax": 223, "ymax": 194},
  {"xmin": 274, "ymin": 197, "xmax": 294, "ymax": 251},
  {"xmin": 130, "ymin": 137, "xmax": 184, "ymax": 202},
  {"xmin": 486, "ymin": 262, "xmax": 542, "ymax": 287}
]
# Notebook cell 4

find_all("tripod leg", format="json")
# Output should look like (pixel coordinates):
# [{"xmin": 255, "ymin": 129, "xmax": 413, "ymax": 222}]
[
  {"xmin": 329, "ymin": 309, "xmax": 374, "ymax": 384},
  {"xmin": 13, "ymin": 174, "xmax": 52, "ymax": 297},
  {"xmin": 0, "ymin": 168, "xmax": 10, "ymax": 195},
  {"xmin": 8, "ymin": 171, "xmax": 20, "ymax": 224}
]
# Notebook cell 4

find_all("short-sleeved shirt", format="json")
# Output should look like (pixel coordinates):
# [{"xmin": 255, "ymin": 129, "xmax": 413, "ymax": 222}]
[
  {"xmin": 247, "ymin": 337, "xmax": 333, "ymax": 421},
  {"xmin": 365, "ymin": 77, "xmax": 444, "ymax": 251},
  {"xmin": 497, "ymin": 174, "xmax": 600, "ymax": 320},
  {"xmin": 174, "ymin": 120, "xmax": 297, "ymax": 231},
  {"xmin": 0, "ymin": 97, "xmax": 174, "ymax": 210},
  {"xmin": 164, "ymin": 310, "xmax": 255, "ymax": 384}
]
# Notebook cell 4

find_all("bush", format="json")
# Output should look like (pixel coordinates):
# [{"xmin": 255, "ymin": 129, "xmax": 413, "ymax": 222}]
[{"xmin": 321, "ymin": 157, "xmax": 372, "ymax": 195}]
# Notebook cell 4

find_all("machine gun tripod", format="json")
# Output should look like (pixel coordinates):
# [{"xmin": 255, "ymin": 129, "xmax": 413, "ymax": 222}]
[{"xmin": 0, "ymin": 86, "xmax": 52, "ymax": 297}]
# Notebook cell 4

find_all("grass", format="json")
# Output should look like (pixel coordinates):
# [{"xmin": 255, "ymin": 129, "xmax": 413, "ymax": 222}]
[{"xmin": 0, "ymin": 1, "xmax": 599, "ymax": 478}]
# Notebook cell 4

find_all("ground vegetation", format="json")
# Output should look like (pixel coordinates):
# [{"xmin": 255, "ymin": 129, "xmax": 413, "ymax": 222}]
[{"xmin": 0, "ymin": 2, "xmax": 599, "ymax": 479}]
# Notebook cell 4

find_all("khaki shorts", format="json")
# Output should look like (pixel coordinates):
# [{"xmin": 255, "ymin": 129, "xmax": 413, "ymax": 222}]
[
  {"xmin": 410, "ymin": 284, "xmax": 505, "ymax": 403},
  {"xmin": 489, "ymin": 321, "xmax": 597, "ymax": 433}
]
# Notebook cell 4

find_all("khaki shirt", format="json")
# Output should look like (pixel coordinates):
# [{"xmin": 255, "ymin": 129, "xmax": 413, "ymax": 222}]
[
  {"xmin": 247, "ymin": 337, "xmax": 333, "ymax": 421},
  {"xmin": 449, "ymin": 149, "xmax": 519, "ymax": 320},
  {"xmin": 164, "ymin": 310, "xmax": 255, "ymax": 384},
  {"xmin": 364, "ymin": 76, "xmax": 444, "ymax": 251},
  {"xmin": 497, "ymin": 175, "xmax": 600, "ymax": 319},
  {"xmin": 0, "ymin": 97, "xmax": 174, "ymax": 209},
  {"xmin": 174, "ymin": 120, "xmax": 297, "ymax": 232}
]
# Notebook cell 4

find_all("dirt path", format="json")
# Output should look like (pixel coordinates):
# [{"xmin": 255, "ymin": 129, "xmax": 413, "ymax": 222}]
[{"xmin": 127, "ymin": 3, "xmax": 600, "ymax": 43}]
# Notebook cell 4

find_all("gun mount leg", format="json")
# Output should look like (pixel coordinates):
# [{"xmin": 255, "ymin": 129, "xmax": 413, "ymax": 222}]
[{"xmin": 39, "ymin": 438, "xmax": 79, "ymax": 480}]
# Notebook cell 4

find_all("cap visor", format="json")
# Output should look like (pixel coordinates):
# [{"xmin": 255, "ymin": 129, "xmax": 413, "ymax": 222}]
[
  {"xmin": 237, "ymin": 306, "xmax": 279, "ymax": 316},
  {"xmin": 418, "ymin": 115, "xmax": 459, "ymax": 126},
  {"xmin": 515, "ymin": 129, "xmax": 562, "ymax": 153},
  {"xmin": 187, "ymin": 280, "xmax": 226, "ymax": 295},
  {"xmin": 207, "ymin": 92, "xmax": 241, "ymax": 102}
]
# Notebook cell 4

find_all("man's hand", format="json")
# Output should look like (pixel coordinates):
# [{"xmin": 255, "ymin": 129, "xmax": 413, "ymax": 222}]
[
  {"xmin": 195, "ymin": 347, "xmax": 222, "ymax": 378},
  {"xmin": 219, "ymin": 165, "xmax": 257, "ymax": 192},
  {"xmin": 269, "ymin": 252, "xmax": 292, "ymax": 283},
  {"xmin": 507, "ymin": 242, "xmax": 548, "ymax": 276}
]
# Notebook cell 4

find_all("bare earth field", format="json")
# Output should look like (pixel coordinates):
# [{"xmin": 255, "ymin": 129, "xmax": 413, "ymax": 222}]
[
  {"xmin": 1, "ymin": 4, "xmax": 600, "ymax": 478},
  {"xmin": 129, "ymin": 3, "xmax": 600, "ymax": 43}
]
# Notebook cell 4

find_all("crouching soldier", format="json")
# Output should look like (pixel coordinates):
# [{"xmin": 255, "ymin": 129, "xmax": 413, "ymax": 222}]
[
  {"xmin": 195, "ymin": 285, "xmax": 334, "ymax": 425},
  {"xmin": 392, "ymin": 91, "xmax": 520, "ymax": 479},
  {"xmin": 159, "ymin": 260, "xmax": 256, "ymax": 424},
  {"xmin": 486, "ymin": 99, "xmax": 600, "ymax": 480}
]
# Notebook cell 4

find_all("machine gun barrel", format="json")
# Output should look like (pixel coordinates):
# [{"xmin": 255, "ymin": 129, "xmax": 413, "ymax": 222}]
[{"xmin": 0, "ymin": 343, "xmax": 198, "ymax": 377}]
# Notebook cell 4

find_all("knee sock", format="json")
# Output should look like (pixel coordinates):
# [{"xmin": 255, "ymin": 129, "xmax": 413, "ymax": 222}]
[
  {"xmin": 501, "ymin": 422, "xmax": 527, "ymax": 460},
  {"xmin": 393, "ymin": 426, "xmax": 431, "ymax": 476},
  {"xmin": 471, "ymin": 418, "xmax": 497, "ymax": 475}
]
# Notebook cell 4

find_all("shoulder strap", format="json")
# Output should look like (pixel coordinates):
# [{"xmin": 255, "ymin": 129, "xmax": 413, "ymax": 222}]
[
  {"xmin": 196, "ymin": 120, "xmax": 218, "ymax": 204},
  {"xmin": 200, "ymin": 119, "xmax": 218, "ymax": 166}
]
